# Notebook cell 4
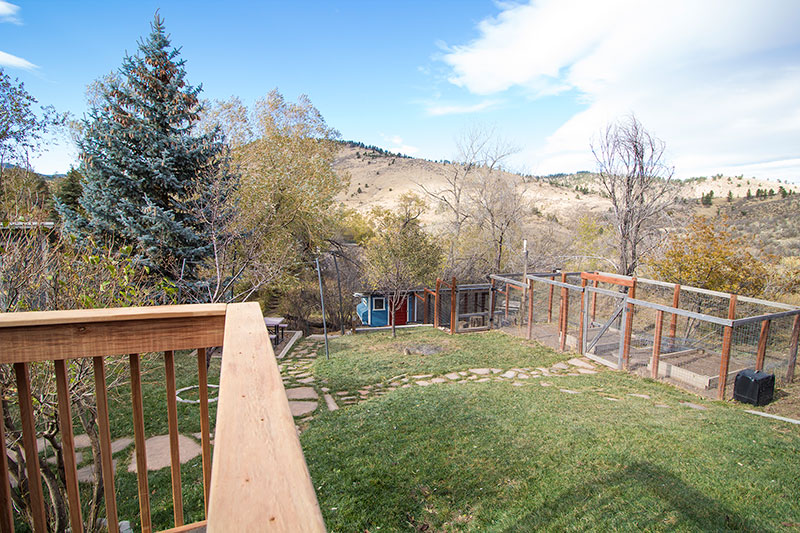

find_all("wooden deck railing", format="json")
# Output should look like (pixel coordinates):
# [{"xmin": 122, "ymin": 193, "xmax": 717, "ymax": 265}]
[{"xmin": 0, "ymin": 302, "xmax": 325, "ymax": 533}]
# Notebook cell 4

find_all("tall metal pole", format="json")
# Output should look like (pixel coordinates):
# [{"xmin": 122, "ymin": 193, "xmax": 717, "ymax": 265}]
[{"xmin": 315, "ymin": 257, "xmax": 330, "ymax": 360}]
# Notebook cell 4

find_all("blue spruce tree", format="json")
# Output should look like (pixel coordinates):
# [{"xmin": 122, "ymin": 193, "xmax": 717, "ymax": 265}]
[{"xmin": 60, "ymin": 14, "xmax": 230, "ymax": 288}]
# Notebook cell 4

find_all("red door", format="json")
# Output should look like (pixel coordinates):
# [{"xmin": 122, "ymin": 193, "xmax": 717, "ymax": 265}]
[{"xmin": 393, "ymin": 297, "xmax": 408, "ymax": 326}]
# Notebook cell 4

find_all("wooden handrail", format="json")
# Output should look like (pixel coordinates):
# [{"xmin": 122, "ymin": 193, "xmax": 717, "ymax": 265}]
[
  {"xmin": 207, "ymin": 302, "xmax": 326, "ymax": 531},
  {"xmin": 0, "ymin": 302, "xmax": 325, "ymax": 532}
]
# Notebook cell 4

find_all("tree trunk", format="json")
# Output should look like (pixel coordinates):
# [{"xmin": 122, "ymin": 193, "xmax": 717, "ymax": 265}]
[{"xmin": 390, "ymin": 294, "xmax": 397, "ymax": 338}]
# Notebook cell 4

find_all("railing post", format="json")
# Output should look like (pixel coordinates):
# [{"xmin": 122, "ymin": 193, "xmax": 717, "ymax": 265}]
[
  {"xmin": 622, "ymin": 278, "xmax": 637, "ymax": 370},
  {"xmin": 651, "ymin": 310, "xmax": 664, "ymax": 379},
  {"xmin": 788, "ymin": 314, "xmax": 800, "ymax": 382},
  {"xmin": 582, "ymin": 288, "xmax": 591, "ymax": 354},
  {"xmin": 434, "ymin": 278, "xmax": 441, "ymax": 328},
  {"xmin": 548, "ymin": 273, "xmax": 555, "ymax": 322},
  {"xmin": 560, "ymin": 272, "xmax": 568, "ymax": 351},
  {"xmin": 718, "ymin": 295, "xmax": 738, "ymax": 400},
  {"xmin": 578, "ymin": 279, "xmax": 587, "ymax": 354},
  {"xmin": 755, "ymin": 319, "xmax": 771, "ymax": 372},
  {"xmin": 489, "ymin": 278, "xmax": 496, "ymax": 330},
  {"xmin": 669, "ymin": 283, "xmax": 681, "ymax": 349},
  {"xmin": 527, "ymin": 277, "xmax": 534, "ymax": 340},
  {"xmin": 450, "ymin": 277, "xmax": 457, "ymax": 334},
  {"xmin": 505, "ymin": 283, "xmax": 510, "ymax": 319},
  {"xmin": 591, "ymin": 278, "xmax": 598, "ymax": 322},
  {"xmin": 424, "ymin": 292, "xmax": 429, "ymax": 324}
]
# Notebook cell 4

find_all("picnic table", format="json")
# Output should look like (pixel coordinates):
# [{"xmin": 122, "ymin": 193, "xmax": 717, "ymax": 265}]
[{"xmin": 264, "ymin": 317, "xmax": 287, "ymax": 346}]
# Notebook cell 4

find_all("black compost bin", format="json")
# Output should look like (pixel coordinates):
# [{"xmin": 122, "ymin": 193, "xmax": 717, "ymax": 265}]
[{"xmin": 733, "ymin": 369, "xmax": 774, "ymax": 406}]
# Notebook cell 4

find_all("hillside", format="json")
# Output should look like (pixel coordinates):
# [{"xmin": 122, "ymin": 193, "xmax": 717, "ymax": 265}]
[
  {"xmin": 716, "ymin": 195, "xmax": 800, "ymax": 257},
  {"xmin": 333, "ymin": 143, "xmax": 612, "ymax": 225}
]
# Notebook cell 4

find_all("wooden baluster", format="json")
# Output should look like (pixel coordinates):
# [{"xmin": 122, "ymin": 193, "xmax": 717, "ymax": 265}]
[
  {"xmin": 197, "ymin": 348, "xmax": 213, "ymax": 515},
  {"xmin": 164, "ymin": 350, "xmax": 184, "ymax": 527},
  {"xmin": 15, "ymin": 362, "xmax": 48, "ymax": 532},
  {"xmin": 788, "ymin": 315, "xmax": 800, "ymax": 383},
  {"xmin": 129, "ymin": 354, "xmax": 152, "ymax": 533},
  {"xmin": 526, "ymin": 278, "xmax": 534, "ymax": 340},
  {"xmin": 560, "ymin": 273, "xmax": 568, "ymax": 351},
  {"xmin": 590, "ymin": 279, "xmax": 598, "ymax": 322},
  {"xmin": 547, "ymin": 275, "xmax": 555, "ymax": 322},
  {"xmin": 755, "ymin": 319, "xmax": 771, "ymax": 372},
  {"xmin": 55, "ymin": 359, "xmax": 84, "ymax": 533},
  {"xmin": 578, "ymin": 279, "xmax": 587, "ymax": 354},
  {"xmin": 0, "ymin": 390, "xmax": 13, "ymax": 533},
  {"xmin": 93, "ymin": 357, "xmax": 120, "ymax": 533}
]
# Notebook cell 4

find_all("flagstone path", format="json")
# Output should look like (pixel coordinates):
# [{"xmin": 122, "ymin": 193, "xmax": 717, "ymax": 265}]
[{"xmin": 279, "ymin": 339, "xmax": 710, "ymax": 435}]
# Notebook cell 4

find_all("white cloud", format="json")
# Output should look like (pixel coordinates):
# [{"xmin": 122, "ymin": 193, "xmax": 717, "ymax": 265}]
[
  {"xmin": 426, "ymin": 99, "xmax": 500, "ymax": 116},
  {"xmin": 380, "ymin": 134, "xmax": 419, "ymax": 156},
  {"xmin": 0, "ymin": 1, "xmax": 20, "ymax": 24},
  {"xmin": 442, "ymin": 0, "xmax": 800, "ymax": 181},
  {"xmin": 0, "ymin": 50, "xmax": 37, "ymax": 70}
]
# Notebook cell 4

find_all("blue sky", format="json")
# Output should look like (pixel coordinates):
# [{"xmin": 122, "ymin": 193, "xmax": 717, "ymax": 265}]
[{"xmin": 3, "ymin": 1, "xmax": 800, "ymax": 182}]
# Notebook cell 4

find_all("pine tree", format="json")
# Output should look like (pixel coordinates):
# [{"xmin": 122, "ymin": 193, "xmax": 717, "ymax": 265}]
[
  {"xmin": 54, "ymin": 167, "xmax": 84, "ymax": 214},
  {"xmin": 60, "ymin": 14, "xmax": 228, "ymax": 284}
]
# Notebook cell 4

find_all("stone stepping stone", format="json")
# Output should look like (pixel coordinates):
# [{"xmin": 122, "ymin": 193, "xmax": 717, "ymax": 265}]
[
  {"xmin": 111, "ymin": 437, "xmax": 133, "ymax": 454},
  {"xmin": 491, "ymin": 368, "xmax": 503, "ymax": 374},
  {"xmin": 289, "ymin": 401, "xmax": 318, "ymax": 417},
  {"xmin": 339, "ymin": 396, "xmax": 357, "ymax": 401},
  {"xmin": 47, "ymin": 451, "xmax": 83, "ymax": 465},
  {"xmin": 518, "ymin": 373, "xmax": 529, "ymax": 379},
  {"xmin": 335, "ymin": 391, "xmax": 349, "ymax": 396},
  {"xmin": 79, "ymin": 459, "xmax": 117, "ymax": 482},
  {"xmin": 540, "ymin": 382, "xmax": 553, "ymax": 387},
  {"xmin": 567, "ymin": 358, "xmax": 596, "ymax": 370},
  {"xmin": 567, "ymin": 372, "xmax": 581, "ymax": 376},
  {"xmin": 512, "ymin": 382, "xmax": 524, "ymax": 387},
  {"xmin": 297, "ymin": 377, "xmax": 315, "ymax": 384},
  {"xmin": 604, "ymin": 397, "xmax": 620, "ymax": 401},
  {"xmin": 285, "ymin": 387, "xmax": 318, "ymax": 400},
  {"xmin": 655, "ymin": 404, "xmax": 670, "ymax": 408},
  {"xmin": 552, "ymin": 362, "xmax": 570, "ymax": 371},
  {"xmin": 416, "ymin": 380, "xmax": 431, "ymax": 386},
  {"xmin": 73, "ymin": 434, "xmax": 91, "ymax": 449},
  {"xmin": 412, "ymin": 374, "xmax": 433, "ymax": 379},
  {"xmin": 475, "ymin": 378, "xmax": 491, "ymax": 383},
  {"xmin": 680, "ymin": 402, "xmax": 707, "ymax": 410},
  {"xmin": 577, "ymin": 368, "xmax": 597, "ymax": 374},
  {"xmin": 401, "ymin": 384, "xmax": 412, "ymax": 388},
  {"xmin": 628, "ymin": 393, "xmax": 651, "ymax": 399},
  {"xmin": 559, "ymin": 389, "xmax": 581, "ymax": 394},
  {"xmin": 469, "ymin": 368, "xmax": 491, "ymax": 375},
  {"xmin": 127, "ymin": 434, "xmax": 201, "ymax": 473},
  {"xmin": 445, "ymin": 372, "xmax": 461, "ymax": 380},
  {"xmin": 431, "ymin": 377, "xmax": 447, "ymax": 384},
  {"xmin": 459, "ymin": 371, "xmax": 469, "ymax": 376},
  {"xmin": 501, "ymin": 370, "xmax": 517, "ymax": 379},
  {"xmin": 457, "ymin": 380, "xmax": 469, "ymax": 383},
  {"xmin": 321, "ymin": 387, "xmax": 330, "ymax": 392}
]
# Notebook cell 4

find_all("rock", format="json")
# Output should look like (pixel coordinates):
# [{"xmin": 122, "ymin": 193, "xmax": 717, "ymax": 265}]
[
  {"xmin": 577, "ymin": 368, "xmax": 597, "ymax": 374},
  {"xmin": 73, "ymin": 434, "xmax": 91, "ymax": 449},
  {"xmin": 416, "ymin": 380, "xmax": 431, "ymax": 386},
  {"xmin": 559, "ymin": 388, "xmax": 581, "ymax": 394},
  {"xmin": 512, "ymin": 382, "xmax": 524, "ymax": 387},
  {"xmin": 604, "ymin": 397, "xmax": 620, "ymax": 401},
  {"xmin": 567, "ymin": 358, "xmax": 596, "ymax": 370},
  {"xmin": 680, "ymin": 402, "xmax": 708, "ymax": 410},
  {"xmin": 297, "ymin": 377, "xmax": 315, "ymax": 384},
  {"xmin": 469, "ymin": 368, "xmax": 491, "ymax": 375},
  {"xmin": 127, "ymin": 434, "xmax": 201, "ymax": 473},
  {"xmin": 552, "ymin": 362, "xmax": 570, "ymax": 371},
  {"xmin": 655, "ymin": 404, "xmax": 670, "ymax": 408},
  {"xmin": 540, "ymin": 382, "xmax": 553, "ymax": 387},
  {"xmin": 491, "ymin": 368, "xmax": 503, "ymax": 374},
  {"xmin": 411, "ymin": 374, "xmax": 433, "ymax": 379},
  {"xmin": 445, "ymin": 372, "xmax": 461, "ymax": 380},
  {"xmin": 517, "ymin": 373, "xmax": 529, "ymax": 379},
  {"xmin": 288, "ymin": 401, "xmax": 318, "ymax": 417},
  {"xmin": 628, "ymin": 393, "xmax": 651, "ymax": 399},
  {"xmin": 475, "ymin": 378, "xmax": 491, "ymax": 383},
  {"xmin": 336, "ymin": 391, "xmax": 349, "ymax": 396},
  {"xmin": 110, "ymin": 437, "xmax": 133, "ymax": 454},
  {"xmin": 501, "ymin": 370, "xmax": 517, "ymax": 379},
  {"xmin": 459, "ymin": 371, "xmax": 469, "ymax": 376},
  {"xmin": 431, "ymin": 377, "xmax": 447, "ymax": 384},
  {"xmin": 285, "ymin": 387, "xmax": 319, "ymax": 400}
]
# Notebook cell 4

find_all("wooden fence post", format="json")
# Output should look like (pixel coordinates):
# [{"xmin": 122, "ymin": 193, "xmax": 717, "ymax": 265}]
[
  {"xmin": 560, "ymin": 272, "xmax": 568, "ymax": 351},
  {"xmin": 578, "ymin": 278, "xmax": 587, "ymax": 354},
  {"xmin": 668, "ymin": 284, "xmax": 681, "ymax": 348},
  {"xmin": 755, "ymin": 319, "xmax": 771, "ymax": 372},
  {"xmin": 717, "ymin": 295, "xmax": 738, "ymax": 400},
  {"xmin": 505, "ymin": 283, "xmax": 510, "ymax": 319},
  {"xmin": 489, "ymin": 278, "xmax": 496, "ymax": 330},
  {"xmin": 591, "ymin": 278, "xmax": 598, "ymax": 323},
  {"xmin": 548, "ymin": 274, "xmax": 555, "ymax": 322},
  {"xmin": 787, "ymin": 314, "xmax": 799, "ymax": 382},
  {"xmin": 651, "ymin": 310, "xmax": 664, "ymax": 379},
  {"xmin": 450, "ymin": 277, "xmax": 457, "ymax": 334},
  {"xmin": 527, "ymin": 278, "xmax": 534, "ymax": 340},
  {"xmin": 622, "ymin": 278, "xmax": 637, "ymax": 369},
  {"xmin": 434, "ymin": 278, "xmax": 441, "ymax": 328}
]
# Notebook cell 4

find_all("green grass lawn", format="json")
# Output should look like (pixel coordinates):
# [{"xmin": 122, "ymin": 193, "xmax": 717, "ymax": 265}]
[
  {"xmin": 311, "ymin": 328, "xmax": 564, "ymax": 390},
  {"xmin": 301, "ymin": 329, "xmax": 800, "ymax": 532}
]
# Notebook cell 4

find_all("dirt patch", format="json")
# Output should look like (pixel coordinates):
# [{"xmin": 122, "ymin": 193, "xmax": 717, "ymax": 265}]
[{"xmin": 762, "ymin": 379, "xmax": 800, "ymax": 420}]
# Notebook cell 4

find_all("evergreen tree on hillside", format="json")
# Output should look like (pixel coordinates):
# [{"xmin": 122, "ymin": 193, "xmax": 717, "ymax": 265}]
[
  {"xmin": 54, "ymin": 167, "xmax": 84, "ymax": 214},
  {"xmin": 60, "ymin": 14, "xmax": 229, "ymax": 284}
]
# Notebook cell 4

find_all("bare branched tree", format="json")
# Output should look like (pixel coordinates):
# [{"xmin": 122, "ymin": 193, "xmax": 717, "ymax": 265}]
[{"xmin": 591, "ymin": 114, "xmax": 679, "ymax": 276}]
